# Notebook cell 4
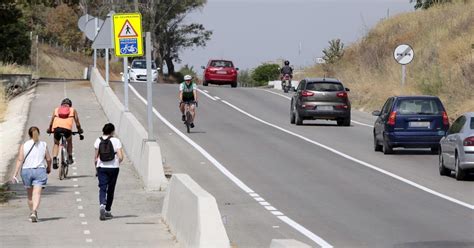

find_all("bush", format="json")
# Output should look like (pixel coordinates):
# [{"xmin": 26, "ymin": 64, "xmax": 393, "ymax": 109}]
[
  {"xmin": 251, "ymin": 63, "xmax": 280, "ymax": 85},
  {"xmin": 0, "ymin": 2, "xmax": 31, "ymax": 64},
  {"xmin": 238, "ymin": 69, "xmax": 258, "ymax": 87},
  {"xmin": 179, "ymin": 64, "xmax": 197, "ymax": 78}
]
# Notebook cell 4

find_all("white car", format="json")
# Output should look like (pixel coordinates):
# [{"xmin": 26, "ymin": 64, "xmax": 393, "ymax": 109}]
[
  {"xmin": 439, "ymin": 112, "xmax": 474, "ymax": 180},
  {"xmin": 122, "ymin": 59, "xmax": 158, "ymax": 82}
]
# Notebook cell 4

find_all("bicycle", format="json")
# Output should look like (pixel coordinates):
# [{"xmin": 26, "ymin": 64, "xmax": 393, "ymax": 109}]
[
  {"xmin": 50, "ymin": 131, "xmax": 84, "ymax": 180},
  {"xmin": 182, "ymin": 101, "xmax": 197, "ymax": 133},
  {"xmin": 120, "ymin": 44, "xmax": 137, "ymax": 54}
]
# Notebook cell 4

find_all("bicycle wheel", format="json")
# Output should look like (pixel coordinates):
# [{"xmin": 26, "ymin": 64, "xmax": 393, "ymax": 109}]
[
  {"xmin": 186, "ymin": 113, "xmax": 191, "ymax": 133},
  {"xmin": 59, "ymin": 147, "xmax": 67, "ymax": 180}
]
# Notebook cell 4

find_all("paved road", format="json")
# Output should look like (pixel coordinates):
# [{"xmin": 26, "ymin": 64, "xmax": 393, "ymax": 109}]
[
  {"xmin": 112, "ymin": 82, "xmax": 474, "ymax": 248},
  {"xmin": 0, "ymin": 81, "xmax": 178, "ymax": 248}
]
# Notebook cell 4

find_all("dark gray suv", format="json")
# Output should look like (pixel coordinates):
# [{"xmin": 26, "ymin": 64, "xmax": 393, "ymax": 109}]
[{"xmin": 290, "ymin": 78, "xmax": 351, "ymax": 126}]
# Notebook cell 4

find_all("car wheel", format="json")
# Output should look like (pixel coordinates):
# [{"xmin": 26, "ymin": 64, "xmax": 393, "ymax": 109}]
[
  {"xmin": 203, "ymin": 81, "xmax": 209, "ymax": 86},
  {"xmin": 343, "ymin": 117, "xmax": 351, "ymax": 127},
  {"xmin": 295, "ymin": 111, "xmax": 303, "ymax": 126},
  {"xmin": 382, "ymin": 136, "xmax": 393, "ymax": 155},
  {"xmin": 374, "ymin": 134, "xmax": 382, "ymax": 152},
  {"xmin": 439, "ymin": 151, "xmax": 450, "ymax": 176},
  {"xmin": 231, "ymin": 82, "xmax": 237, "ymax": 88},
  {"xmin": 455, "ymin": 154, "xmax": 466, "ymax": 181},
  {"xmin": 290, "ymin": 106, "xmax": 296, "ymax": 124}
]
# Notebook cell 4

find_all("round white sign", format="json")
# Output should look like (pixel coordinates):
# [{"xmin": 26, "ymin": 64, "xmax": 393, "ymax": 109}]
[{"xmin": 393, "ymin": 44, "xmax": 414, "ymax": 65}]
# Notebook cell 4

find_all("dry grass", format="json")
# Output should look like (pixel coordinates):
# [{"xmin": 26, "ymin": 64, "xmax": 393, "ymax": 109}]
[
  {"xmin": 0, "ymin": 85, "xmax": 6, "ymax": 122},
  {"xmin": 304, "ymin": 0, "xmax": 474, "ymax": 119}
]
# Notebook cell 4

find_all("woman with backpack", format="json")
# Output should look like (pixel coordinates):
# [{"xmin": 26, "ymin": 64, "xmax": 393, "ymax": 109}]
[
  {"xmin": 11, "ymin": 126, "xmax": 52, "ymax": 222},
  {"xmin": 94, "ymin": 123, "xmax": 123, "ymax": 221}
]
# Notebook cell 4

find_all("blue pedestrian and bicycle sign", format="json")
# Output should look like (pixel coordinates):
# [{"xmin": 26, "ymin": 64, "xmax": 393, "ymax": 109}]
[
  {"xmin": 119, "ymin": 39, "xmax": 138, "ymax": 54},
  {"xmin": 113, "ymin": 13, "xmax": 143, "ymax": 57}
]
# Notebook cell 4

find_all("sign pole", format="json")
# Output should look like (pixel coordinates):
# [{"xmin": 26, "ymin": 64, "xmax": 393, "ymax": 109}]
[
  {"xmin": 93, "ymin": 17, "xmax": 98, "ymax": 68},
  {"xmin": 145, "ymin": 32, "xmax": 154, "ymax": 141},
  {"xmin": 35, "ymin": 35, "xmax": 39, "ymax": 73},
  {"xmin": 124, "ymin": 57, "xmax": 129, "ymax": 112},
  {"xmin": 401, "ymin": 64, "xmax": 406, "ymax": 87},
  {"xmin": 105, "ymin": 48, "xmax": 109, "ymax": 85}
]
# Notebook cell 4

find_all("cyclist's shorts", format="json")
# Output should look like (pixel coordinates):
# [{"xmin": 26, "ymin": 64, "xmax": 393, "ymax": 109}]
[
  {"xmin": 54, "ymin": 127, "xmax": 72, "ymax": 141},
  {"xmin": 182, "ymin": 99, "xmax": 195, "ymax": 104}
]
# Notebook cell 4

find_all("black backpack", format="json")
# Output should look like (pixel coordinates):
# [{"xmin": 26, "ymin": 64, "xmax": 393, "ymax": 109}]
[{"xmin": 98, "ymin": 136, "xmax": 115, "ymax": 162}]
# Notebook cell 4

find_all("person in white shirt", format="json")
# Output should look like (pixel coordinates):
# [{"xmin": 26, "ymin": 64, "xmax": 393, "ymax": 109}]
[
  {"xmin": 94, "ymin": 123, "xmax": 123, "ymax": 221},
  {"xmin": 11, "ymin": 126, "xmax": 52, "ymax": 222}
]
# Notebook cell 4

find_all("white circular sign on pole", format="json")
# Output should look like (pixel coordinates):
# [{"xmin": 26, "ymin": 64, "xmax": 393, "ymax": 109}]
[{"xmin": 393, "ymin": 44, "xmax": 414, "ymax": 65}]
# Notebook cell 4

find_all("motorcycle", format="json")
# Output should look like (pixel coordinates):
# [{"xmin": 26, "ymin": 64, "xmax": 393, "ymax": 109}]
[{"xmin": 281, "ymin": 74, "xmax": 292, "ymax": 93}]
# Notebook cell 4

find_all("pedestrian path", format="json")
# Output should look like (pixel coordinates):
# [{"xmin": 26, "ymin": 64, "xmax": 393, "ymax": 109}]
[{"xmin": 0, "ymin": 81, "xmax": 178, "ymax": 247}]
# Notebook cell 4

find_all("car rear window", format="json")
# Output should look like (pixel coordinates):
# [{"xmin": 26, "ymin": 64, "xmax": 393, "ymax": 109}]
[
  {"xmin": 396, "ymin": 99, "xmax": 442, "ymax": 115},
  {"xmin": 210, "ymin": 60, "xmax": 233, "ymax": 68},
  {"xmin": 471, "ymin": 117, "xmax": 474, "ymax": 129},
  {"xmin": 306, "ymin": 82, "xmax": 344, "ymax": 92},
  {"xmin": 132, "ymin": 61, "xmax": 156, "ymax": 69}
]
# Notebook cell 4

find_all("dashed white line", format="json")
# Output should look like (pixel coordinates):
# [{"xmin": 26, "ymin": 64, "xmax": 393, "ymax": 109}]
[
  {"xmin": 75, "ymin": 191, "xmax": 80, "ymax": 195},
  {"xmin": 197, "ymin": 89, "xmax": 217, "ymax": 101},
  {"xmin": 220, "ymin": 99, "xmax": 474, "ymax": 210},
  {"xmin": 81, "ymin": 221, "xmax": 88, "ymax": 225},
  {"xmin": 259, "ymin": 202, "xmax": 271, "ymax": 206},
  {"xmin": 271, "ymin": 211, "xmax": 284, "ymax": 216},
  {"xmin": 265, "ymin": 206, "xmax": 277, "ymax": 211},
  {"xmin": 351, "ymin": 120, "xmax": 374, "ymax": 128},
  {"xmin": 272, "ymin": 225, "xmax": 280, "ymax": 229},
  {"xmin": 73, "ymin": 178, "xmax": 78, "ymax": 182},
  {"xmin": 129, "ymin": 84, "xmax": 332, "ymax": 247},
  {"xmin": 249, "ymin": 193, "xmax": 259, "ymax": 197},
  {"xmin": 73, "ymin": 167, "xmax": 77, "ymax": 170},
  {"xmin": 86, "ymin": 239, "xmax": 93, "ymax": 243},
  {"xmin": 73, "ymin": 172, "xmax": 78, "ymax": 176},
  {"xmin": 79, "ymin": 213, "xmax": 85, "ymax": 218},
  {"xmin": 73, "ymin": 184, "xmax": 79, "ymax": 188},
  {"xmin": 78, "ymin": 206, "xmax": 83, "ymax": 210},
  {"xmin": 83, "ymin": 230, "xmax": 91, "ymax": 235},
  {"xmin": 254, "ymin": 197, "xmax": 265, "ymax": 202},
  {"xmin": 76, "ymin": 198, "xmax": 82, "ymax": 202}
]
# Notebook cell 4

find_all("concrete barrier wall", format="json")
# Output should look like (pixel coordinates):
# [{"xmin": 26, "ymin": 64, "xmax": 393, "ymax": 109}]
[
  {"xmin": 90, "ymin": 68, "xmax": 167, "ymax": 190},
  {"xmin": 270, "ymin": 239, "xmax": 312, "ymax": 248},
  {"xmin": 0, "ymin": 74, "xmax": 35, "ymax": 98},
  {"xmin": 269, "ymin": 80, "xmax": 300, "ymax": 90},
  {"xmin": 162, "ymin": 174, "xmax": 230, "ymax": 248}
]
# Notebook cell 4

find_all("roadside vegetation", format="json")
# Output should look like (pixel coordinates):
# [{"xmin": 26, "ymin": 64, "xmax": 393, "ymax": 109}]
[{"xmin": 304, "ymin": 0, "xmax": 473, "ymax": 119}]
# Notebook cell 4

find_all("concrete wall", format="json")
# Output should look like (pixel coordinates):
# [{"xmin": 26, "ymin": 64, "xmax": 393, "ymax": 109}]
[
  {"xmin": 0, "ymin": 74, "xmax": 35, "ymax": 98},
  {"xmin": 269, "ymin": 80, "xmax": 300, "ymax": 90},
  {"xmin": 270, "ymin": 239, "xmax": 312, "ymax": 248},
  {"xmin": 162, "ymin": 174, "xmax": 230, "ymax": 248},
  {"xmin": 90, "ymin": 68, "xmax": 167, "ymax": 190}
]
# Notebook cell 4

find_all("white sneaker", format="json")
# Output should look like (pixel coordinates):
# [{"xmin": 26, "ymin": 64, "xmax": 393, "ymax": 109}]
[{"xmin": 99, "ymin": 205, "xmax": 106, "ymax": 221}]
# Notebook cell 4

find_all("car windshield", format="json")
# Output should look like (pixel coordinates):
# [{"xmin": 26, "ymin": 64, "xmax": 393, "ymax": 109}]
[
  {"xmin": 396, "ymin": 99, "xmax": 441, "ymax": 115},
  {"xmin": 306, "ymin": 82, "xmax": 344, "ymax": 92},
  {"xmin": 210, "ymin": 60, "xmax": 233, "ymax": 68},
  {"xmin": 471, "ymin": 117, "xmax": 474, "ymax": 129},
  {"xmin": 132, "ymin": 60, "xmax": 156, "ymax": 69}
]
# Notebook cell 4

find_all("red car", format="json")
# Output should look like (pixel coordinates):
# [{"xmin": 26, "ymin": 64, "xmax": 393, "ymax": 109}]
[{"xmin": 202, "ymin": 59, "xmax": 239, "ymax": 88}]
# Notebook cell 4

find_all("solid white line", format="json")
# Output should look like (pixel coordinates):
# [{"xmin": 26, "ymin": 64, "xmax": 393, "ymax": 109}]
[
  {"xmin": 221, "ymin": 100, "xmax": 474, "ymax": 210},
  {"xmin": 129, "ymin": 84, "xmax": 332, "ymax": 247},
  {"xmin": 215, "ymin": 96, "xmax": 221, "ymax": 100},
  {"xmin": 130, "ymin": 85, "xmax": 253, "ymax": 193},
  {"xmin": 278, "ymin": 216, "xmax": 333, "ymax": 248},
  {"xmin": 203, "ymin": 90, "xmax": 209, "ymax": 93},
  {"xmin": 262, "ymin": 89, "xmax": 374, "ymax": 128},
  {"xmin": 197, "ymin": 89, "xmax": 217, "ymax": 101}
]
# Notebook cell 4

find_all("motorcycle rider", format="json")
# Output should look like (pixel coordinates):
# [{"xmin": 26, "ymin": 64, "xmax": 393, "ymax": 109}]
[{"xmin": 280, "ymin": 60, "xmax": 293, "ymax": 79}]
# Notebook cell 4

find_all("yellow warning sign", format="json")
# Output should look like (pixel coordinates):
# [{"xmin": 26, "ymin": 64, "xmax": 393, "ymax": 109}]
[{"xmin": 113, "ymin": 13, "xmax": 143, "ymax": 57}]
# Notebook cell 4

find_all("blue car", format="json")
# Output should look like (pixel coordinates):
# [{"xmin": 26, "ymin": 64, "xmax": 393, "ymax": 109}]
[{"xmin": 372, "ymin": 96, "xmax": 450, "ymax": 154}]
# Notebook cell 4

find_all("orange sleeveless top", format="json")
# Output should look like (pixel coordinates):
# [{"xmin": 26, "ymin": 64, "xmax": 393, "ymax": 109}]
[{"xmin": 52, "ymin": 107, "xmax": 75, "ymax": 131}]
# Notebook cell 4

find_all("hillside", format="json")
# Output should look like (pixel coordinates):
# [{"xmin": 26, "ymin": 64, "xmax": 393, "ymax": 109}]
[{"xmin": 304, "ymin": 1, "xmax": 473, "ymax": 119}]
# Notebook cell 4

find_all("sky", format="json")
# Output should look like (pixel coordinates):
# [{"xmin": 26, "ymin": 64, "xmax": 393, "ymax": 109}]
[{"xmin": 177, "ymin": 0, "xmax": 414, "ymax": 71}]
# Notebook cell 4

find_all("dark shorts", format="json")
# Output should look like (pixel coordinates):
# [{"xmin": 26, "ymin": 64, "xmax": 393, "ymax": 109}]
[{"xmin": 54, "ymin": 127, "xmax": 72, "ymax": 141}]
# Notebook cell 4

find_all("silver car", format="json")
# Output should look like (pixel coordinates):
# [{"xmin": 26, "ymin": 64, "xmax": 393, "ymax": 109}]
[{"xmin": 439, "ymin": 112, "xmax": 474, "ymax": 180}]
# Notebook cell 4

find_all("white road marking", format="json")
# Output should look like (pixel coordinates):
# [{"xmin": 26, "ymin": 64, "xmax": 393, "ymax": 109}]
[
  {"xmin": 221, "ymin": 100, "xmax": 474, "ymax": 210},
  {"xmin": 272, "ymin": 225, "xmax": 280, "ymax": 228},
  {"xmin": 86, "ymin": 239, "xmax": 93, "ymax": 243},
  {"xmin": 265, "ymin": 206, "xmax": 277, "ymax": 211},
  {"xmin": 73, "ymin": 167, "xmax": 77, "ymax": 170},
  {"xmin": 203, "ymin": 90, "xmax": 209, "ymax": 93},
  {"xmin": 271, "ymin": 211, "xmax": 284, "ymax": 216},
  {"xmin": 259, "ymin": 202, "xmax": 271, "ymax": 206},
  {"xmin": 76, "ymin": 198, "xmax": 82, "ymax": 202},
  {"xmin": 278, "ymin": 216, "xmax": 332, "ymax": 248},
  {"xmin": 79, "ymin": 213, "xmax": 85, "ymax": 218},
  {"xmin": 78, "ymin": 206, "xmax": 83, "ymax": 210},
  {"xmin": 262, "ymin": 89, "xmax": 374, "ymax": 128},
  {"xmin": 81, "ymin": 221, "xmax": 88, "ymax": 225},
  {"xmin": 73, "ymin": 184, "xmax": 79, "ymax": 188},
  {"xmin": 197, "ymin": 89, "xmax": 217, "ymax": 101},
  {"xmin": 73, "ymin": 172, "xmax": 78, "ymax": 176},
  {"xmin": 83, "ymin": 230, "xmax": 90, "ymax": 235},
  {"xmin": 249, "ymin": 193, "xmax": 259, "ymax": 197},
  {"xmin": 75, "ymin": 191, "xmax": 80, "ymax": 195},
  {"xmin": 254, "ymin": 197, "xmax": 265, "ymax": 202},
  {"xmin": 73, "ymin": 178, "xmax": 78, "ymax": 182},
  {"xmin": 129, "ymin": 85, "xmax": 332, "ymax": 247},
  {"xmin": 215, "ymin": 96, "xmax": 221, "ymax": 100}
]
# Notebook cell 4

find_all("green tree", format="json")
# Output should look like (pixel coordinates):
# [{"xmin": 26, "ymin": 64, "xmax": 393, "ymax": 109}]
[
  {"xmin": 251, "ymin": 64, "xmax": 280, "ymax": 85},
  {"xmin": 410, "ymin": 0, "xmax": 452, "ymax": 9},
  {"xmin": 238, "ymin": 69, "xmax": 257, "ymax": 87},
  {"xmin": 322, "ymin": 39, "xmax": 344, "ymax": 64},
  {"xmin": 0, "ymin": 0, "xmax": 31, "ymax": 64},
  {"xmin": 179, "ymin": 64, "xmax": 197, "ymax": 78},
  {"xmin": 45, "ymin": 4, "xmax": 82, "ymax": 49},
  {"xmin": 141, "ymin": 0, "xmax": 212, "ymax": 76}
]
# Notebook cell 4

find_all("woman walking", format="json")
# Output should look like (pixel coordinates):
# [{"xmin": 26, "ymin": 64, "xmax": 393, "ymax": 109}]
[{"xmin": 11, "ymin": 126, "xmax": 52, "ymax": 222}]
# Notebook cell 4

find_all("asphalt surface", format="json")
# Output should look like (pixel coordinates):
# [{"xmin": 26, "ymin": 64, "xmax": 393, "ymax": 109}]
[
  {"xmin": 0, "ymin": 81, "xmax": 178, "ymax": 248},
  {"xmin": 112, "ymin": 82, "xmax": 474, "ymax": 248}
]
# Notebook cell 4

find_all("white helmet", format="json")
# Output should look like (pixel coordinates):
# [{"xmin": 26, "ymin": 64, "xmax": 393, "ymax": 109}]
[{"xmin": 184, "ymin": 75, "xmax": 192, "ymax": 81}]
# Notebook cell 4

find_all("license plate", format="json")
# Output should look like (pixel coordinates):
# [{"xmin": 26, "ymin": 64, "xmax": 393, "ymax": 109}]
[
  {"xmin": 317, "ymin": 106, "xmax": 333, "ymax": 111},
  {"xmin": 409, "ymin": 121, "xmax": 430, "ymax": 128},
  {"xmin": 216, "ymin": 71, "xmax": 227, "ymax": 74}
]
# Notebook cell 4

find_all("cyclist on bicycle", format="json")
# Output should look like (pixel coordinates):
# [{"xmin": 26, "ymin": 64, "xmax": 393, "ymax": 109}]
[
  {"xmin": 47, "ymin": 98, "xmax": 83, "ymax": 169},
  {"xmin": 179, "ymin": 75, "xmax": 198, "ymax": 128}
]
